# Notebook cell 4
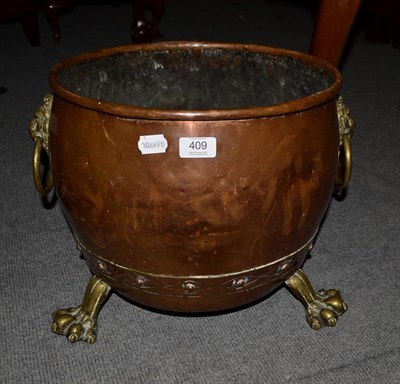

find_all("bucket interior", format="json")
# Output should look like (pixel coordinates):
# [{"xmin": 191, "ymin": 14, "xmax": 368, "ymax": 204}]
[{"xmin": 56, "ymin": 48, "xmax": 335, "ymax": 110}]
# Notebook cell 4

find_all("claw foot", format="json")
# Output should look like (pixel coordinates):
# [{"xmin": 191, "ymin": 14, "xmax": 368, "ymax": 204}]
[
  {"xmin": 304, "ymin": 288, "xmax": 348, "ymax": 330},
  {"xmin": 285, "ymin": 269, "xmax": 348, "ymax": 330},
  {"xmin": 51, "ymin": 275, "xmax": 111, "ymax": 343},
  {"xmin": 52, "ymin": 306, "xmax": 98, "ymax": 343}
]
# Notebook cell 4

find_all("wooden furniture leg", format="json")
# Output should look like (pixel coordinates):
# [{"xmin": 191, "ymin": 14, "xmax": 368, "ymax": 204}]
[
  {"xmin": 310, "ymin": 0, "xmax": 362, "ymax": 67},
  {"xmin": 0, "ymin": 0, "xmax": 40, "ymax": 46},
  {"xmin": 131, "ymin": 0, "xmax": 164, "ymax": 43},
  {"xmin": 45, "ymin": 0, "xmax": 75, "ymax": 43},
  {"xmin": 19, "ymin": 10, "xmax": 40, "ymax": 46}
]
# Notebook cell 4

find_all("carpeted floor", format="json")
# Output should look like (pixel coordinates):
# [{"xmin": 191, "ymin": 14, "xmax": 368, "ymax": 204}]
[{"xmin": 1, "ymin": 1, "xmax": 399, "ymax": 383}]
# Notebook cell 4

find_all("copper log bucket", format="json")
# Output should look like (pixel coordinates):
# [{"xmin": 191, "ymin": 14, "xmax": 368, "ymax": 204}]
[{"xmin": 30, "ymin": 42, "xmax": 354, "ymax": 343}]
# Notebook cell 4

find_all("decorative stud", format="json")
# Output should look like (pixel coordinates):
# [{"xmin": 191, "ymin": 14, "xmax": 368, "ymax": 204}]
[
  {"xmin": 182, "ymin": 281, "xmax": 197, "ymax": 295},
  {"xmin": 98, "ymin": 261, "xmax": 106, "ymax": 272},
  {"xmin": 276, "ymin": 258, "xmax": 294, "ymax": 275},
  {"xmin": 232, "ymin": 277, "xmax": 248, "ymax": 289},
  {"xmin": 136, "ymin": 275, "xmax": 146, "ymax": 287}
]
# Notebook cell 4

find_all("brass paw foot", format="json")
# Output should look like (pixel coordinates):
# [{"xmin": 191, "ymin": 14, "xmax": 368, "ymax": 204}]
[
  {"xmin": 285, "ymin": 269, "xmax": 348, "ymax": 330},
  {"xmin": 51, "ymin": 275, "xmax": 111, "ymax": 343}
]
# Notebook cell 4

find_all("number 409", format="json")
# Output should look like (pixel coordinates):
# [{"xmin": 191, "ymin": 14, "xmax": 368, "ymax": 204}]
[{"xmin": 189, "ymin": 140, "xmax": 207, "ymax": 150}]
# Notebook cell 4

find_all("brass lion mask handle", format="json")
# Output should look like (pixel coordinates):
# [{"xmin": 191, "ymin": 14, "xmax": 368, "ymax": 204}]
[
  {"xmin": 29, "ymin": 94, "xmax": 54, "ymax": 195},
  {"xmin": 336, "ymin": 96, "xmax": 355, "ymax": 190}
]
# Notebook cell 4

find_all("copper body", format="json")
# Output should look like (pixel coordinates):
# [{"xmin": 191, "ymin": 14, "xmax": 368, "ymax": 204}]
[{"xmin": 48, "ymin": 42, "xmax": 342, "ymax": 312}]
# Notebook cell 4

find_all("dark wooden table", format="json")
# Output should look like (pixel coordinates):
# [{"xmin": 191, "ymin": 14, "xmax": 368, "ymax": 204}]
[{"xmin": 1, "ymin": 0, "xmax": 364, "ymax": 67}]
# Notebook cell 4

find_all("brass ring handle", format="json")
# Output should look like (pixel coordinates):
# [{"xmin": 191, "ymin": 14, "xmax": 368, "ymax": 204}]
[
  {"xmin": 336, "ymin": 135, "xmax": 352, "ymax": 190},
  {"xmin": 32, "ymin": 137, "xmax": 53, "ymax": 195},
  {"xmin": 341, "ymin": 135, "xmax": 352, "ymax": 189},
  {"xmin": 30, "ymin": 94, "xmax": 54, "ymax": 196},
  {"xmin": 335, "ymin": 96, "xmax": 355, "ymax": 191}
]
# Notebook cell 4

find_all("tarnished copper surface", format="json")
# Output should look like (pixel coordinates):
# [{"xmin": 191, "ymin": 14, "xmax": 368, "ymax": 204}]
[{"xmin": 47, "ymin": 42, "xmax": 342, "ymax": 312}]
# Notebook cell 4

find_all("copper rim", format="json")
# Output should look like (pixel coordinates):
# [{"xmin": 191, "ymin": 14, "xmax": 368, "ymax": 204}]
[{"xmin": 48, "ymin": 41, "xmax": 342, "ymax": 121}]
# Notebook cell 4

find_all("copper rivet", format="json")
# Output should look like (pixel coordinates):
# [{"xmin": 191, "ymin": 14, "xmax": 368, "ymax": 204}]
[
  {"xmin": 136, "ymin": 276, "xmax": 146, "ymax": 287},
  {"xmin": 232, "ymin": 278, "xmax": 247, "ymax": 288},
  {"xmin": 277, "ymin": 262, "xmax": 290, "ymax": 274},
  {"xmin": 98, "ymin": 261, "xmax": 105, "ymax": 271},
  {"xmin": 183, "ymin": 281, "xmax": 197, "ymax": 293}
]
